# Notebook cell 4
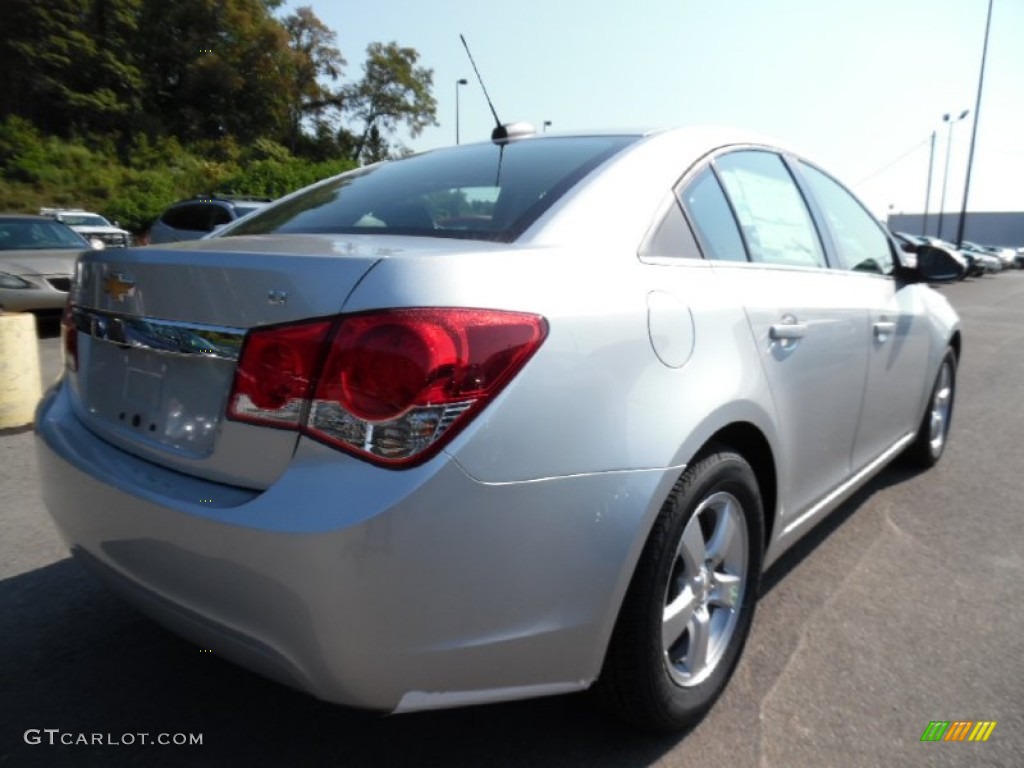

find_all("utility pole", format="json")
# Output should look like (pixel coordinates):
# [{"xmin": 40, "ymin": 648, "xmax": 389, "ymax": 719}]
[
  {"xmin": 923, "ymin": 130, "xmax": 936, "ymax": 236},
  {"xmin": 956, "ymin": 0, "xmax": 995, "ymax": 248}
]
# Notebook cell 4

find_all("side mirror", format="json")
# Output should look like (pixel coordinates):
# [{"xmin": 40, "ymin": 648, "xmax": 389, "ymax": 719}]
[{"xmin": 914, "ymin": 245, "xmax": 964, "ymax": 283}]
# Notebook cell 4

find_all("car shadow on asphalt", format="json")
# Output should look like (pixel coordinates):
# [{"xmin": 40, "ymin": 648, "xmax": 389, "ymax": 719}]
[{"xmin": 759, "ymin": 463, "xmax": 922, "ymax": 596}]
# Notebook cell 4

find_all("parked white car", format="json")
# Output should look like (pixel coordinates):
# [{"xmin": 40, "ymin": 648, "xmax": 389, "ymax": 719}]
[{"xmin": 39, "ymin": 208, "xmax": 132, "ymax": 248}]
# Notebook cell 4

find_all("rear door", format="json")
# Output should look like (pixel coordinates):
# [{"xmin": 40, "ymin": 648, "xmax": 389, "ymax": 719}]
[{"xmin": 680, "ymin": 150, "xmax": 870, "ymax": 520}]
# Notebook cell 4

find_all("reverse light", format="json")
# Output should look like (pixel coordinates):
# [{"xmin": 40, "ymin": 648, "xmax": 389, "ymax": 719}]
[{"xmin": 228, "ymin": 309, "xmax": 547, "ymax": 466}]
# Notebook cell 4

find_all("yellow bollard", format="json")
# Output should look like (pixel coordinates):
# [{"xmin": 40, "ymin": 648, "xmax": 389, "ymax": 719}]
[{"xmin": 0, "ymin": 312, "xmax": 43, "ymax": 430}]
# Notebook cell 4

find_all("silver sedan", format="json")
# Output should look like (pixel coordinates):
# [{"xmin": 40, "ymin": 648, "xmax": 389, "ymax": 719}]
[
  {"xmin": 0, "ymin": 215, "xmax": 90, "ymax": 312},
  {"xmin": 36, "ymin": 126, "xmax": 960, "ymax": 732}
]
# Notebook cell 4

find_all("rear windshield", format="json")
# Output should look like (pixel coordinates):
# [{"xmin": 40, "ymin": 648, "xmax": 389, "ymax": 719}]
[{"xmin": 224, "ymin": 136, "xmax": 638, "ymax": 243}]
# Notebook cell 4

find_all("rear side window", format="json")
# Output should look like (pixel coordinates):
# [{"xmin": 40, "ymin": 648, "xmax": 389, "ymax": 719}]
[
  {"xmin": 639, "ymin": 198, "xmax": 702, "ymax": 260},
  {"xmin": 226, "ymin": 136, "xmax": 638, "ymax": 243},
  {"xmin": 714, "ymin": 151, "xmax": 826, "ymax": 268},
  {"xmin": 679, "ymin": 168, "xmax": 747, "ymax": 261},
  {"xmin": 162, "ymin": 204, "xmax": 208, "ymax": 232},
  {"xmin": 210, "ymin": 205, "xmax": 233, "ymax": 227}
]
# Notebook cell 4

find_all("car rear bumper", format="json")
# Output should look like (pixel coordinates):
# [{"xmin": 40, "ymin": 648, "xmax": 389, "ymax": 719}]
[{"xmin": 35, "ymin": 381, "xmax": 674, "ymax": 712}]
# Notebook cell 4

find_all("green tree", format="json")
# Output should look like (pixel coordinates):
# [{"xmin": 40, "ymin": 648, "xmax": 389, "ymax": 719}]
[
  {"xmin": 0, "ymin": 0, "xmax": 144, "ymax": 138},
  {"xmin": 283, "ymin": 6, "xmax": 346, "ymax": 154},
  {"xmin": 343, "ymin": 42, "xmax": 437, "ymax": 162},
  {"xmin": 133, "ymin": 0, "xmax": 294, "ymax": 143}
]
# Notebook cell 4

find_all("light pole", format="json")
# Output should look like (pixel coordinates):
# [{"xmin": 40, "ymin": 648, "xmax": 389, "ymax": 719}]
[
  {"xmin": 956, "ymin": 0, "xmax": 995, "ymax": 248},
  {"xmin": 455, "ymin": 78, "xmax": 467, "ymax": 144},
  {"xmin": 936, "ymin": 109, "xmax": 969, "ymax": 240},
  {"xmin": 543, "ymin": 120, "xmax": 552, "ymax": 133},
  {"xmin": 922, "ymin": 130, "xmax": 936, "ymax": 236}
]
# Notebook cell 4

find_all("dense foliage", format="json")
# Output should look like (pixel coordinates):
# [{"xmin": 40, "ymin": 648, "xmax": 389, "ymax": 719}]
[{"xmin": 0, "ymin": 0, "xmax": 437, "ymax": 233}]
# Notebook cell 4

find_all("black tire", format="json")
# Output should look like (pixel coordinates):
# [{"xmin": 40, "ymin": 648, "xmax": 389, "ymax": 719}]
[
  {"xmin": 596, "ymin": 447, "xmax": 764, "ymax": 732},
  {"xmin": 901, "ymin": 348, "xmax": 957, "ymax": 468}
]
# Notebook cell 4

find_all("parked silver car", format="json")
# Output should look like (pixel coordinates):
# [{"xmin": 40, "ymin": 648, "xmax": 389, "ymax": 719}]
[
  {"xmin": 37, "ymin": 127, "xmax": 960, "ymax": 731},
  {"xmin": 0, "ymin": 214, "xmax": 90, "ymax": 312}
]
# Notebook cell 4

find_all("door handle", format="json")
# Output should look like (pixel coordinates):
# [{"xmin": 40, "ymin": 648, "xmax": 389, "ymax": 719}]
[
  {"xmin": 769, "ymin": 323, "xmax": 807, "ymax": 341},
  {"xmin": 873, "ymin": 321, "xmax": 896, "ymax": 340}
]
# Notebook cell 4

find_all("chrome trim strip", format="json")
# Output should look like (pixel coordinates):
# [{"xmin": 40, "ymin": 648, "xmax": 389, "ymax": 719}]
[
  {"xmin": 780, "ymin": 431, "xmax": 915, "ymax": 537},
  {"xmin": 72, "ymin": 307, "xmax": 246, "ymax": 361}
]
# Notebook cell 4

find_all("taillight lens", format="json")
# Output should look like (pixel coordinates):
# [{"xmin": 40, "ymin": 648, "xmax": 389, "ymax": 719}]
[
  {"xmin": 227, "ymin": 309, "xmax": 547, "ymax": 466},
  {"xmin": 61, "ymin": 298, "xmax": 78, "ymax": 372},
  {"xmin": 228, "ymin": 320, "xmax": 332, "ymax": 428}
]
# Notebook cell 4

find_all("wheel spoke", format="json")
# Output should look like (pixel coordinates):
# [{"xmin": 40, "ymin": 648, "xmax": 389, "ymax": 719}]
[
  {"xmin": 684, "ymin": 606, "xmax": 711, "ymax": 674},
  {"xmin": 709, "ymin": 571, "xmax": 742, "ymax": 609},
  {"xmin": 705, "ymin": 501, "xmax": 740, "ymax": 567},
  {"xmin": 662, "ymin": 586, "xmax": 697, "ymax": 649},
  {"xmin": 676, "ymin": 516, "xmax": 706, "ymax": 570}
]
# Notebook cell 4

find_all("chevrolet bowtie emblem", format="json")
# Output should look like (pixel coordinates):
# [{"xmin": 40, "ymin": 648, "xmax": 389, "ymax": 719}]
[{"xmin": 104, "ymin": 272, "xmax": 136, "ymax": 302}]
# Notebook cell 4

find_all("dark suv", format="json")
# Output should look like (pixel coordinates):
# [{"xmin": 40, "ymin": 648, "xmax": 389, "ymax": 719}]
[{"xmin": 148, "ymin": 196, "xmax": 270, "ymax": 244}]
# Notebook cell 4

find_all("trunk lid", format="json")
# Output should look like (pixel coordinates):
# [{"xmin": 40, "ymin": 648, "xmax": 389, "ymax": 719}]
[{"xmin": 68, "ymin": 235, "xmax": 383, "ymax": 489}]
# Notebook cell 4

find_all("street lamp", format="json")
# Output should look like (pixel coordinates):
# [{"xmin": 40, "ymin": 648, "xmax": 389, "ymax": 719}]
[
  {"xmin": 455, "ymin": 78, "xmax": 468, "ymax": 144},
  {"xmin": 922, "ymin": 130, "xmax": 936, "ymax": 236},
  {"xmin": 543, "ymin": 120, "xmax": 552, "ymax": 133},
  {"xmin": 936, "ymin": 109, "xmax": 969, "ymax": 240},
  {"xmin": 956, "ymin": 0, "xmax": 995, "ymax": 248}
]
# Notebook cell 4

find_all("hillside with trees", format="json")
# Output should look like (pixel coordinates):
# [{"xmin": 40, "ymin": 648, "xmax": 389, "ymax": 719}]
[{"xmin": 0, "ymin": 0, "xmax": 437, "ymax": 233}]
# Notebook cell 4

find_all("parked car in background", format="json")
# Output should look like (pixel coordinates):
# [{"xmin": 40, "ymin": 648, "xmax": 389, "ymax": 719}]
[
  {"xmin": 38, "ymin": 127, "xmax": 962, "ymax": 732},
  {"xmin": 39, "ymin": 208, "xmax": 132, "ymax": 248},
  {"xmin": 0, "ymin": 214, "xmax": 89, "ymax": 312},
  {"xmin": 966, "ymin": 241, "xmax": 1017, "ymax": 270},
  {"xmin": 148, "ymin": 195, "xmax": 271, "ymax": 244},
  {"xmin": 957, "ymin": 241, "xmax": 1003, "ymax": 274}
]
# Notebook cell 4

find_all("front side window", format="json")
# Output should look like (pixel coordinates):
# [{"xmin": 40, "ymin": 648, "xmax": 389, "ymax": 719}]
[
  {"xmin": 798, "ymin": 162, "xmax": 894, "ymax": 275},
  {"xmin": 226, "ymin": 136, "xmax": 638, "ymax": 243},
  {"xmin": 714, "ymin": 151, "xmax": 826, "ymax": 268}
]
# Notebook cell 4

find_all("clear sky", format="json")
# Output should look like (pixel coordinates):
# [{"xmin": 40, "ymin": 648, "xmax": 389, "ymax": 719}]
[{"xmin": 290, "ymin": 0, "xmax": 1023, "ymax": 218}]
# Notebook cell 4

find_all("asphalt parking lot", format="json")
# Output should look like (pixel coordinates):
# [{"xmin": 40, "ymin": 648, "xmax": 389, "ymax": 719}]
[{"xmin": 2, "ymin": 274, "xmax": 1022, "ymax": 767}]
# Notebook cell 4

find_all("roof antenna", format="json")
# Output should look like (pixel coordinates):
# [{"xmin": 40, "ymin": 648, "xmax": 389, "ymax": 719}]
[{"xmin": 459, "ymin": 34, "xmax": 535, "ymax": 144}]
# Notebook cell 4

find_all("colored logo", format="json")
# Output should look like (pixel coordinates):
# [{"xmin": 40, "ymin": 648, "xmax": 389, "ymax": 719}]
[
  {"xmin": 920, "ymin": 720, "xmax": 997, "ymax": 742},
  {"xmin": 104, "ymin": 272, "xmax": 136, "ymax": 302}
]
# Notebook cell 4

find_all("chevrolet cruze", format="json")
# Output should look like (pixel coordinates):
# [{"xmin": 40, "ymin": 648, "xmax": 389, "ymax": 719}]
[{"xmin": 36, "ymin": 126, "xmax": 960, "ymax": 731}]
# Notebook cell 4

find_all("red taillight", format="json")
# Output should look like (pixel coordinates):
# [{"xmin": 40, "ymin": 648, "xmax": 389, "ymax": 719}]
[
  {"xmin": 228, "ymin": 320, "xmax": 332, "ymax": 427},
  {"xmin": 61, "ymin": 298, "xmax": 78, "ymax": 372},
  {"xmin": 227, "ymin": 309, "xmax": 547, "ymax": 466}
]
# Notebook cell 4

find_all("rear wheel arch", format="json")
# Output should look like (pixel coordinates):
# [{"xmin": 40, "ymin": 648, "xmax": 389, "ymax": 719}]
[{"xmin": 702, "ymin": 423, "xmax": 777, "ymax": 548}]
